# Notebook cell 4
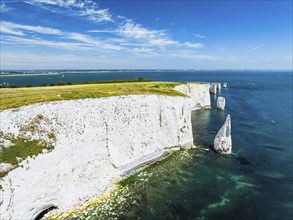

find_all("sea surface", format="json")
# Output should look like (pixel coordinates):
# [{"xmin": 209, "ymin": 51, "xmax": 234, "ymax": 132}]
[{"xmin": 2, "ymin": 71, "xmax": 292, "ymax": 219}]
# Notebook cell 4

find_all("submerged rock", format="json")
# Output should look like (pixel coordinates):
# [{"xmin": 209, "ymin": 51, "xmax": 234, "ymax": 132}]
[
  {"xmin": 214, "ymin": 114, "xmax": 232, "ymax": 154},
  {"xmin": 217, "ymin": 96, "xmax": 226, "ymax": 110},
  {"xmin": 236, "ymin": 156, "xmax": 250, "ymax": 165}
]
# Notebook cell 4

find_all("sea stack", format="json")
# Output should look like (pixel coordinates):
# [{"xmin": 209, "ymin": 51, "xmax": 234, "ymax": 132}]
[
  {"xmin": 209, "ymin": 83, "xmax": 217, "ymax": 94},
  {"xmin": 223, "ymin": 82, "xmax": 227, "ymax": 89},
  {"xmin": 217, "ymin": 96, "xmax": 225, "ymax": 110},
  {"xmin": 217, "ymin": 82, "xmax": 221, "ymax": 91},
  {"xmin": 214, "ymin": 114, "xmax": 232, "ymax": 154}
]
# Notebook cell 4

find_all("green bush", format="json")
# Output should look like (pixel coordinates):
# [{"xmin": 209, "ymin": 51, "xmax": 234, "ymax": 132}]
[{"xmin": 57, "ymin": 82, "xmax": 65, "ymax": 86}]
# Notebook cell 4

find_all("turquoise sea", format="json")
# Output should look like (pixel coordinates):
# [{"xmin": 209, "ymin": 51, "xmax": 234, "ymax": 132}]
[{"xmin": 1, "ymin": 71, "xmax": 292, "ymax": 219}]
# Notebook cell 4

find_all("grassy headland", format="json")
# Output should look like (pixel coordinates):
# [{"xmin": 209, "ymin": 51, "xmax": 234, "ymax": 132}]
[{"xmin": 0, "ymin": 80, "xmax": 185, "ymax": 110}]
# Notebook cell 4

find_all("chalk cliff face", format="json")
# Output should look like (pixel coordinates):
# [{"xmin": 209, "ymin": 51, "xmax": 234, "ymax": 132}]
[{"xmin": 0, "ymin": 83, "xmax": 210, "ymax": 220}]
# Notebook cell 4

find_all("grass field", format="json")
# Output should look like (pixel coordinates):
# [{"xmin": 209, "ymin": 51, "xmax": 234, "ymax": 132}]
[{"xmin": 0, "ymin": 81, "xmax": 185, "ymax": 110}]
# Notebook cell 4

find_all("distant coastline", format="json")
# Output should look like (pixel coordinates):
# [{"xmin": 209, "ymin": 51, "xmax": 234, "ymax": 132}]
[
  {"xmin": 0, "ymin": 71, "xmax": 63, "ymax": 76},
  {"xmin": 1, "ymin": 69, "xmax": 292, "ymax": 76}
]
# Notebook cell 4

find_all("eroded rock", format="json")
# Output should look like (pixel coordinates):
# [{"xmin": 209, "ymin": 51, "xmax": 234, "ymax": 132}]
[
  {"xmin": 0, "ymin": 138, "xmax": 14, "ymax": 148},
  {"xmin": 0, "ymin": 163, "xmax": 15, "ymax": 173},
  {"xmin": 217, "ymin": 82, "xmax": 221, "ymax": 91},
  {"xmin": 214, "ymin": 114, "xmax": 232, "ymax": 154},
  {"xmin": 217, "ymin": 96, "xmax": 226, "ymax": 110},
  {"xmin": 209, "ymin": 83, "xmax": 217, "ymax": 94}
]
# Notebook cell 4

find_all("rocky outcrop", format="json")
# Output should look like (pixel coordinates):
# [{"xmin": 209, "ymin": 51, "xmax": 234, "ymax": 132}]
[
  {"xmin": 210, "ymin": 82, "xmax": 222, "ymax": 94},
  {"xmin": 217, "ymin": 96, "xmax": 225, "ymax": 110},
  {"xmin": 0, "ymin": 163, "xmax": 15, "ymax": 173},
  {"xmin": 209, "ymin": 83, "xmax": 217, "ymax": 94},
  {"xmin": 223, "ymin": 82, "xmax": 227, "ymax": 89},
  {"xmin": 0, "ymin": 83, "xmax": 210, "ymax": 220},
  {"xmin": 0, "ymin": 138, "xmax": 14, "ymax": 148},
  {"xmin": 174, "ymin": 83, "xmax": 211, "ymax": 110},
  {"xmin": 213, "ymin": 114, "xmax": 232, "ymax": 154}
]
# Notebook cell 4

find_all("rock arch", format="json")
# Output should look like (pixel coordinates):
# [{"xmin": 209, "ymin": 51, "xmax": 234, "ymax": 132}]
[{"xmin": 34, "ymin": 205, "xmax": 58, "ymax": 220}]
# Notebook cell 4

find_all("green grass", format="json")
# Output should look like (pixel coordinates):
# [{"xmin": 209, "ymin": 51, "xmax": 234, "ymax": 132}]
[
  {"xmin": 0, "ymin": 81, "xmax": 185, "ymax": 110},
  {"xmin": 0, "ymin": 138, "xmax": 53, "ymax": 178}
]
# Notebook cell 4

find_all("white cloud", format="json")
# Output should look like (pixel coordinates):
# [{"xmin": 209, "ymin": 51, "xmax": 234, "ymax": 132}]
[
  {"xmin": 248, "ymin": 44, "xmax": 264, "ymax": 52},
  {"xmin": 171, "ymin": 52, "xmax": 219, "ymax": 61},
  {"xmin": 1, "ymin": 35, "xmax": 92, "ymax": 51},
  {"xmin": 1, "ymin": 2, "xmax": 215, "ymax": 67},
  {"xmin": 0, "ymin": 21, "xmax": 63, "ymax": 36},
  {"xmin": 18, "ymin": 1, "xmax": 206, "ymax": 52},
  {"xmin": 149, "ymin": 39, "xmax": 178, "ymax": 47},
  {"xmin": 79, "ymin": 8, "xmax": 113, "ymax": 22},
  {"xmin": 66, "ymin": 32, "xmax": 123, "ymax": 50},
  {"xmin": 0, "ymin": 18, "xmax": 204, "ymax": 52},
  {"xmin": 26, "ymin": 0, "xmax": 113, "ymax": 23},
  {"xmin": 117, "ymin": 20, "xmax": 166, "ymax": 39},
  {"xmin": 0, "ymin": 25, "xmax": 25, "ymax": 36},
  {"xmin": 26, "ymin": 0, "xmax": 81, "ymax": 8},
  {"xmin": 131, "ymin": 47, "xmax": 155, "ymax": 54},
  {"xmin": 182, "ymin": 42, "xmax": 204, "ymax": 49},
  {"xmin": 1, "ymin": 21, "xmax": 123, "ymax": 51},
  {"xmin": 194, "ymin": 34, "xmax": 206, "ymax": 39},
  {"xmin": 1, "ymin": 2, "xmax": 11, "ymax": 13}
]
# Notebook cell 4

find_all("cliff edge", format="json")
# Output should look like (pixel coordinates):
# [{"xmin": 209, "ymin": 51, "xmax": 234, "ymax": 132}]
[{"xmin": 0, "ymin": 83, "xmax": 210, "ymax": 219}]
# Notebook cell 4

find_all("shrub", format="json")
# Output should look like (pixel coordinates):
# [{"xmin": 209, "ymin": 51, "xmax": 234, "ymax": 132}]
[
  {"xmin": 57, "ymin": 82, "xmax": 65, "ymax": 86},
  {"xmin": 50, "ymin": 83, "xmax": 55, "ymax": 86},
  {"xmin": 25, "ymin": 84, "xmax": 33, "ymax": 87},
  {"xmin": 48, "ymin": 132, "xmax": 56, "ymax": 139}
]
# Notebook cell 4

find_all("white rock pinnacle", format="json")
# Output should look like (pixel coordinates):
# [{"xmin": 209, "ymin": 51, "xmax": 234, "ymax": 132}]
[
  {"xmin": 214, "ymin": 114, "xmax": 232, "ymax": 154},
  {"xmin": 217, "ymin": 96, "xmax": 226, "ymax": 110}
]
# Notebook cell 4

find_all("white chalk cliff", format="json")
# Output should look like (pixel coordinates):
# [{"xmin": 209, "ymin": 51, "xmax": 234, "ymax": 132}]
[{"xmin": 0, "ymin": 83, "xmax": 210, "ymax": 220}]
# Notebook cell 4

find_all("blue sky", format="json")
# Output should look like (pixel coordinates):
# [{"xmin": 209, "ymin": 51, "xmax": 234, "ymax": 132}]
[{"xmin": 0, "ymin": 0, "xmax": 292, "ymax": 70}]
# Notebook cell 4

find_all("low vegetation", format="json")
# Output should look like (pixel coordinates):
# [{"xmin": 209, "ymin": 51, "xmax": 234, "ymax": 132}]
[
  {"xmin": 0, "ymin": 137, "xmax": 54, "ymax": 178},
  {"xmin": 0, "ymin": 114, "xmax": 56, "ymax": 178},
  {"xmin": 0, "ymin": 80, "xmax": 185, "ymax": 110}
]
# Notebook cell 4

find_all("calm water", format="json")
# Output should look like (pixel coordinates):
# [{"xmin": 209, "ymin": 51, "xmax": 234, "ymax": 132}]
[{"xmin": 2, "ymin": 71, "xmax": 292, "ymax": 219}]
